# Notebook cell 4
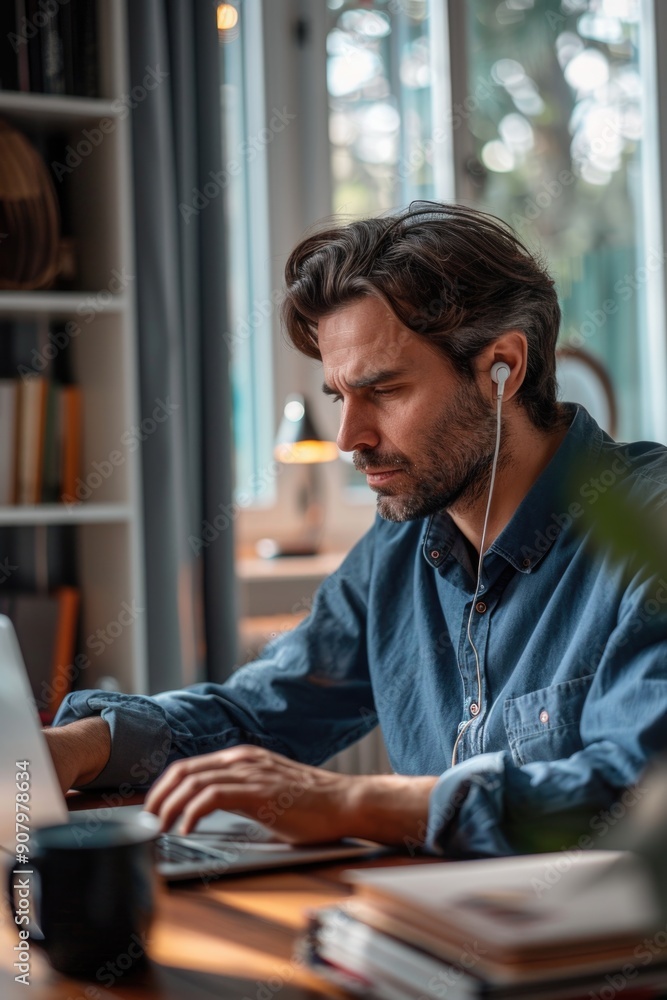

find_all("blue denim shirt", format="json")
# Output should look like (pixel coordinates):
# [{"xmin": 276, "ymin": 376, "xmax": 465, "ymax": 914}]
[{"xmin": 54, "ymin": 406, "xmax": 667, "ymax": 856}]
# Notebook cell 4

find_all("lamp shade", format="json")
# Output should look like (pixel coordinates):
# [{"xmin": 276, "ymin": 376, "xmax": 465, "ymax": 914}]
[{"xmin": 273, "ymin": 394, "xmax": 338, "ymax": 464}]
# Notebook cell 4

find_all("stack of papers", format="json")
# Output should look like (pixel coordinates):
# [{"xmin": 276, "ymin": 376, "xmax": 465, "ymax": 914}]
[{"xmin": 302, "ymin": 851, "xmax": 667, "ymax": 999}]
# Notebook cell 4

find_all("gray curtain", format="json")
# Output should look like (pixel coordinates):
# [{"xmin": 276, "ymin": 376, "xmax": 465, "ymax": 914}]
[{"xmin": 127, "ymin": 0, "xmax": 237, "ymax": 690}]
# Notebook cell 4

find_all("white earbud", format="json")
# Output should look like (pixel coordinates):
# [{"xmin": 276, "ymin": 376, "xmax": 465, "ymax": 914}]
[{"xmin": 490, "ymin": 362, "xmax": 511, "ymax": 398}]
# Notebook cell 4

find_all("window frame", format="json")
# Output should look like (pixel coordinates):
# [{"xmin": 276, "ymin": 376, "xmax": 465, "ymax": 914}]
[{"xmin": 234, "ymin": 0, "xmax": 667, "ymax": 553}]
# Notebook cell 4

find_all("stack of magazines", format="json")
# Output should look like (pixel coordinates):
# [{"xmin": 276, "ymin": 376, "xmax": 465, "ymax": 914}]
[{"xmin": 301, "ymin": 851, "xmax": 667, "ymax": 999}]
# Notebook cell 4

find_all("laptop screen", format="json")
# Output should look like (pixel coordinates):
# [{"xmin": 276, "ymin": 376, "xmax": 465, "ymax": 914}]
[{"xmin": 0, "ymin": 615, "xmax": 68, "ymax": 853}]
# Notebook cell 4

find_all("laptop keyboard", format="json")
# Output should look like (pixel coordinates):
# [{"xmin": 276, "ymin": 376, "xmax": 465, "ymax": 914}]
[{"xmin": 156, "ymin": 833, "xmax": 240, "ymax": 864}]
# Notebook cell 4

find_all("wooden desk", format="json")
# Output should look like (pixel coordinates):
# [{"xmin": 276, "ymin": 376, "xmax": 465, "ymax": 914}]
[{"xmin": 1, "ymin": 796, "xmax": 434, "ymax": 999}]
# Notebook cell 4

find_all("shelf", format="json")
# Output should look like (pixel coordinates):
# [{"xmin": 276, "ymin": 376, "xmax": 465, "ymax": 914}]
[
  {"xmin": 236, "ymin": 551, "xmax": 346, "ymax": 580},
  {"xmin": 0, "ymin": 91, "xmax": 121, "ymax": 129},
  {"xmin": 0, "ymin": 292, "xmax": 128, "ymax": 318},
  {"xmin": 0, "ymin": 503, "xmax": 133, "ymax": 526},
  {"xmin": 0, "ymin": 2, "xmax": 148, "ymax": 695}
]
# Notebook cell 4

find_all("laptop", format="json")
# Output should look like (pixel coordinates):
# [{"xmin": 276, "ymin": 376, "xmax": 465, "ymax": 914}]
[{"xmin": 0, "ymin": 615, "xmax": 385, "ymax": 881}]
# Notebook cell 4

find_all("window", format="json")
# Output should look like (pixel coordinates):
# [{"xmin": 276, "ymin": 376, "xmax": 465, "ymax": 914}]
[
  {"xmin": 327, "ymin": 0, "xmax": 439, "ymax": 214},
  {"xmin": 219, "ymin": 0, "xmax": 275, "ymax": 504},
  {"xmin": 223, "ymin": 0, "xmax": 667, "ymax": 548},
  {"xmin": 455, "ymin": 0, "xmax": 666, "ymax": 440}
]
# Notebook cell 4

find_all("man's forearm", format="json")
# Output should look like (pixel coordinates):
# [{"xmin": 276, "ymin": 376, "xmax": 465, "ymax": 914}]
[{"xmin": 43, "ymin": 717, "xmax": 112, "ymax": 793}]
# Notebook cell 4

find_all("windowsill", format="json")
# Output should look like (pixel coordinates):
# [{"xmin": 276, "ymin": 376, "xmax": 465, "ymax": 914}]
[
  {"xmin": 235, "ymin": 548, "xmax": 347, "ymax": 619},
  {"xmin": 236, "ymin": 549, "xmax": 346, "ymax": 580}
]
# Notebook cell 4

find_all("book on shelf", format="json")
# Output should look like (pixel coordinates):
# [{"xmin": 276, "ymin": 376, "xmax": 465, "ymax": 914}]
[
  {"xmin": 0, "ymin": 4, "xmax": 20, "ymax": 91},
  {"xmin": 0, "ymin": 380, "xmax": 18, "ymax": 505},
  {"xmin": 0, "ymin": 376, "xmax": 82, "ymax": 506},
  {"xmin": 0, "ymin": 522, "xmax": 77, "ymax": 593},
  {"xmin": 302, "ymin": 851, "xmax": 667, "ymax": 1000},
  {"xmin": 0, "ymin": 320, "xmax": 82, "ymax": 506},
  {"xmin": 15, "ymin": 375, "xmax": 49, "ymax": 504},
  {"xmin": 0, "ymin": 586, "xmax": 79, "ymax": 721},
  {"xmin": 1, "ymin": 0, "xmax": 99, "ymax": 97}
]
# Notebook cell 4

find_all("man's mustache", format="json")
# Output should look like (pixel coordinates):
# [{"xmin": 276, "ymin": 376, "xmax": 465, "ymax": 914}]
[{"xmin": 353, "ymin": 452, "xmax": 408, "ymax": 473}]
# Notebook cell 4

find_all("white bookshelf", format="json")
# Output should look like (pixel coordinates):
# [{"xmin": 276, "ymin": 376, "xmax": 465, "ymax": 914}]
[{"xmin": 0, "ymin": 1, "xmax": 148, "ymax": 694}]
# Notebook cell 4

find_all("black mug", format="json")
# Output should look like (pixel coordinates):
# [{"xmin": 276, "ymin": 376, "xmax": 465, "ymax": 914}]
[{"xmin": 7, "ymin": 815, "xmax": 159, "ymax": 980}]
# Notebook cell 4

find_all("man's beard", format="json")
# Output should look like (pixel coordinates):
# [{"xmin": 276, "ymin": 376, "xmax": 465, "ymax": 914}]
[{"xmin": 353, "ymin": 380, "xmax": 505, "ymax": 522}]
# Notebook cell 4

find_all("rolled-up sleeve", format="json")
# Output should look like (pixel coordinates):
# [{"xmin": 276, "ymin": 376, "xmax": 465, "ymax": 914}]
[
  {"xmin": 53, "ymin": 528, "xmax": 378, "ymax": 789},
  {"xmin": 426, "ymin": 568, "xmax": 667, "ymax": 858}
]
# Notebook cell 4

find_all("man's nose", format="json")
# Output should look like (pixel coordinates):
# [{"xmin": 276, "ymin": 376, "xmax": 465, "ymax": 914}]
[{"xmin": 336, "ymin": 400, "xmax": 380, "ymax": 453}]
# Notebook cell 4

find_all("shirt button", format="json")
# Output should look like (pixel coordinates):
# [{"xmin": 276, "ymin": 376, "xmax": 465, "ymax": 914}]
[
  {"xmin": 475, "ymin": 601, "xmax": 487, "ymax": 614},
  {"xmin": 470, "ymin": 702, "xmax": 480, "ymax": 716},
  {"xmin": 430, "ymin": 549, "xmax": 440, "ymax": 560},
  {"xmin": 539, "ymin": 710, "xmax": 549, "ymax": 724},
  {"xmin": 522, "ymin": 558, "xmax": 531, "ymax": 568}
]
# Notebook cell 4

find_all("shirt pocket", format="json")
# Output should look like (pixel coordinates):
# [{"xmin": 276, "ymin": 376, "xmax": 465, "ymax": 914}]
[{"xmin": 503, "ymin": 673, "xmax": 596, "ymax": 767}]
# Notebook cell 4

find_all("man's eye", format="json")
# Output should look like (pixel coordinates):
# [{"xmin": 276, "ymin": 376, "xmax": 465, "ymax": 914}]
[
  {"xmin": 372, "ymin": 387, "xmax": 396, "ymax": 398},
  {"xmin": 329, "ymin": 393, "xmax": 343, "ymax": 404}
]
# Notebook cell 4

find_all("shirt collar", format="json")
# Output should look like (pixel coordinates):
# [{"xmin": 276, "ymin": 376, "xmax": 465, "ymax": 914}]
[{"xmin": 423, "ymin": 404, "xmax": 604, "ymax": 575}]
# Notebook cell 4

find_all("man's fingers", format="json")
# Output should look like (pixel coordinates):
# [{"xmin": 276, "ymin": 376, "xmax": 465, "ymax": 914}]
[
  {"xmin": 177, "ymin": 785, "xmax": 256, "ymax": 836},
  {"xmin": 144, "ymin": 745, "xmax": 271, "ymax": 813},
  {"xmin": 144, "ymin": 746, "xmax": 293, "ymax": 816},
  {"xmin": 144, "ymin": 755, "xmax": 228, "ymax": 813},
  {"xmin": 146, "ymin": 768, "xmax": 232, "ymax": 828},
  {"xmin": 150, "ymin": 770, "xmax": 260, "ymax": 832}
]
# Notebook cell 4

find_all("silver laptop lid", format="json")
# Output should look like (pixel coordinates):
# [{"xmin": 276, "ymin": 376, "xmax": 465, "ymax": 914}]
[{"xmin": 0, "ymin": 614, "xmax": 68, "ymax": 852}]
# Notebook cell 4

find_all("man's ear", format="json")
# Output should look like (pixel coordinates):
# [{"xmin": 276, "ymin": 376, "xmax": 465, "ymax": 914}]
[{"xmin": 475, "ymin": 331, "xmax": 528, "ymax": 401}]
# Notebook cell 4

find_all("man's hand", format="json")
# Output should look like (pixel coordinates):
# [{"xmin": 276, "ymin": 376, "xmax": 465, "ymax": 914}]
[
  {"xmin": 42, "ymin": 717, "xmax": 112, "ymax": 793},
  {"xmin": 143, "ymin": 744, "xmax": 438, "ymax": 846}
]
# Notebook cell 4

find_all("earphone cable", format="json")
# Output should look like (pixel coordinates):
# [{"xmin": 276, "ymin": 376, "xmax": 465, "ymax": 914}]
[{"xmin": 451, "ymin": 390, "xmax": 503, "ymax": 767}]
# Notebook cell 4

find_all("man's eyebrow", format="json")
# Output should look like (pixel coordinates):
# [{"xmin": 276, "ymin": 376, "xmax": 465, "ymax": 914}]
[{"xmin": 321, "ymin": 368, "xmax": 408, "ymax": 396}]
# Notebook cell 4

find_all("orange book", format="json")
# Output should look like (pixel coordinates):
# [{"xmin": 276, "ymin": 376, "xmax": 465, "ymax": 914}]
[
  {"xmin": 49, "ymin": 586, "xmax": 80, "ymax": 717},
  {"xmin": 59, "ymin": 385, "xmax": 82, "ymax": 501}
]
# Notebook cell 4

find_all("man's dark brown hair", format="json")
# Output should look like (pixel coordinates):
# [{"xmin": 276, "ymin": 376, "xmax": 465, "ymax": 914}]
[{"xmin": 282, "ymin": 201, "xmax": 562, "ymax": 430}]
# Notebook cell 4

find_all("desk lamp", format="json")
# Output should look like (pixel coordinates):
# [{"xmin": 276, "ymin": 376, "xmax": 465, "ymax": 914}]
[{"xmin": 256, "ymin": 394, "xmax": 338, "ymax": 558}]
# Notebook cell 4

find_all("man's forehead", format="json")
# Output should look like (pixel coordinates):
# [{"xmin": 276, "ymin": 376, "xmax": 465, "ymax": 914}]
[{"xmin": 318, "ymin": 297, "xmax": 417, "ymax": 367}]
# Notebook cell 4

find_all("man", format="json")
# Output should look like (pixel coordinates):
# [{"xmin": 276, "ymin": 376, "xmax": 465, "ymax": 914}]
[{"xmin": 46, "ymin": 203, "xmax": 667, "ymax": 857}]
